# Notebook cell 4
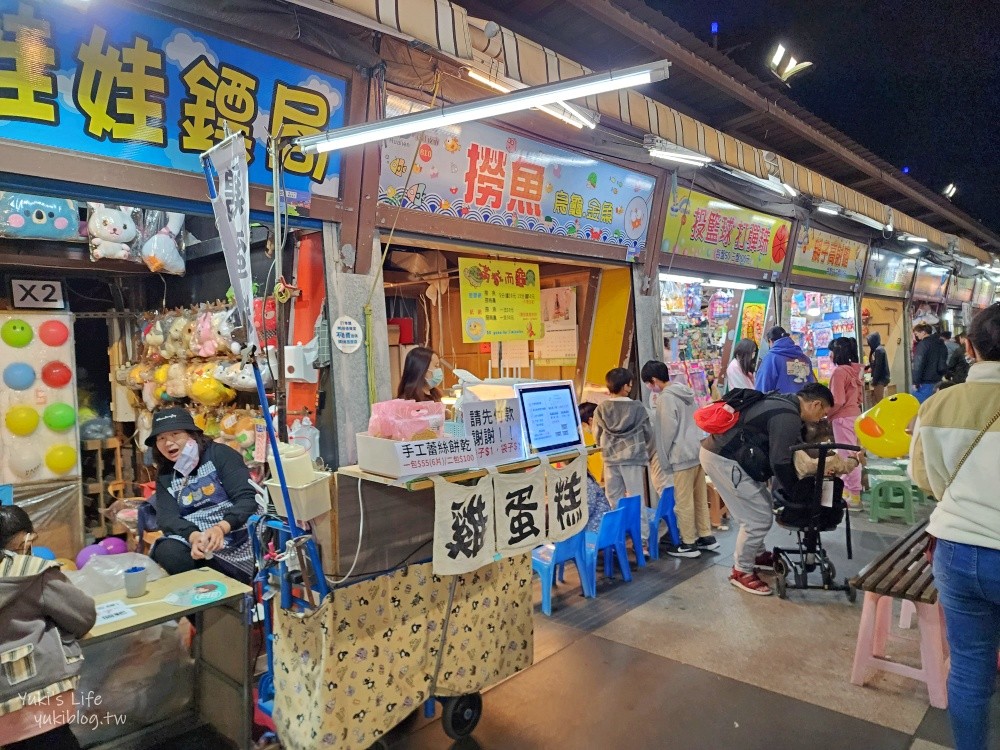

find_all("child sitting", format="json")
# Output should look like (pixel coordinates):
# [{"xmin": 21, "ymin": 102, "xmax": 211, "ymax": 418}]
[
  {"xmin": 579, "ymin": 403, "xmax": 612, "ymax": 532},
  {"xmin": 794, "ymin": 420, "xmax": 863, "ymax": 479},
  {"xmin": 592, "ymin": 368, "xmax": 653, "ymax": 508}
]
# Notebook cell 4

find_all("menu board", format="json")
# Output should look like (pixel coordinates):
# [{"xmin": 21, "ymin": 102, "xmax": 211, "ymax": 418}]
[
  {"xmin": 515, "ymin": 381, "xmax": 582, "ymax": 454},
  {"xmin": 458, "ymin": 258, "xmax": 542, "ymax": 342},
  {"xmin": 913, "ymin": 262, "xmax": 950, "ymax": 301},
  {"xmin": 865, "ymin": 250, "xmax": 916, "ymax": 296},
  {"xmin": 791, "ymin": 227, "xmax": 868, "ymax": 282},
  {"xmin": 946, "ymin": 276, "xmax": 976, "ymax": 304},
  {"xmin": 661, "ymin": 187, "xmax": 792, "ymax": 274}
]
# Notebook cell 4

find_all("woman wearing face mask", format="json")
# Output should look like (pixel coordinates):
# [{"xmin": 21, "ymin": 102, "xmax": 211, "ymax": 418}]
[
  {"xmin": 146, "ymin": 408, "xmax": 257, "ymax": 584},
  {"xmin": 397, "ymin": 346, "xmax": 444, "ymax": 402}
]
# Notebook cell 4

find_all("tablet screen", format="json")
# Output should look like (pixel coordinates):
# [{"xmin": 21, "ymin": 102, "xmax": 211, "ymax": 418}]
[{"xmin": 516, "ymin": 381, "xmax": 583, "ymax": 454}]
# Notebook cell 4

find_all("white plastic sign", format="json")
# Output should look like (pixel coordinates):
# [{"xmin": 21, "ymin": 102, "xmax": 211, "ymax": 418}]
[
  {"xmin": 333, "ymin": 315, "xmax": 362, "ymax": 354},
  {"xmin": 395, "ymin": 437, "xmax": 476, "ymax": 475},
  {"xmin": 11, "ymin": 279, "xmax": 65, "ymax": 309}
]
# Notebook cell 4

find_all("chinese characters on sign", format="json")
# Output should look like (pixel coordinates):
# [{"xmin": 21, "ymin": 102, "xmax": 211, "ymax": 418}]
[
  {"xmin": 661, "ymin": 188, "xmax": 792, "ymax": 273},
  {"xmin": 493, "ymin": 467, "xmax": 547, "ymax": 557},
  {"xmin": 379, "ymin": 94, "xmax": 655, "ymax": 259},
  {"xmin": 546, "ymin": 453, "xmax": 588, "ymax": 542},
  {"xmin": 865, "ymin": 251, "xmax": 916, "ymax": 296},
  {"xmin": 0, "ymin": 2, "xmax": 345, "ymax": 197},
  {"xmin": 394, "ymin": 438, "xmax": 477, "ymax": 476},
  {"xmin": 459, "ymin": 258, "xmax": 542, "ymax": 342},
  {"xmin": 462, "ymin": 399, "xmax": 525, "ymax": 468},
  {"xmin": 433, "ymin": 474, "xmax": 496, "ymax": 575},
  {"xmin": 332, "ymin": 316, "xmax": 362, "ymax": 354},
  {"xmin": 791, "ymin": 228, "xmax": 868, "ymax": 282}
]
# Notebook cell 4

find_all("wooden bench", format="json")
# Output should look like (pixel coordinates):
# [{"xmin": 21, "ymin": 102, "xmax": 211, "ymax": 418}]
[{"xmin": 849, "ymin": 521, "xmax": 948, "ymax": 708}]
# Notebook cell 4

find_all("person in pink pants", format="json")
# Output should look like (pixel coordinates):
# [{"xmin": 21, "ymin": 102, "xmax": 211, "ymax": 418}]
[{"xmin": 828, "ymin": 338, "xmax": 864, "ymax": 507}]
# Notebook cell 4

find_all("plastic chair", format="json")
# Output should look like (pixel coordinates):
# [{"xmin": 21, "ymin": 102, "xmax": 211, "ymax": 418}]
[
  {"xmin": 617, "ymin": 495, "xmax": 646, "ymax": 568},
  {"xmin": 583, "ymin": 507, "xmax": 631, "ymax": 589},
  {"xmin": 647, "ymin": 486, "xmax": 681, "ymax": 560},
  {"xmin": 867, "ymin": 478, "xmax": 915, "ymax": 524},
  {"xmin": 531, "ymin": 529, "xmax": 593, "ymax": 616}
]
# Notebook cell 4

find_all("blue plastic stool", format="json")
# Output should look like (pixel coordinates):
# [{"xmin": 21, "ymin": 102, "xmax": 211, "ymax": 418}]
[
  {"xmin": 532, "ymin": 529, "xmax": 593, "ymax": 616},
  {"xmin": 647, "ymin": 486, "xmax": 681, "ymax": 560},
  {"xmin": 617, "ymin": 495, "xmax": 646, "ymax": 568},
  {"xmin": 584, "ymin": 507, "xmax": 632, "ymax": 589}
]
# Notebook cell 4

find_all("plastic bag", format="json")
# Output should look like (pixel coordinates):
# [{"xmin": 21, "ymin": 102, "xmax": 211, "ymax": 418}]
[
  {"xmin": 65, "ymin": 552, "xmax": 167, "ymax": 597},
  {"xmin": 368, "ymin": 399, "xmax": 445, "ymax": 440},
  {"xmin": 139, "ymin": 209, "xmax": 186, "ymax": 275}
]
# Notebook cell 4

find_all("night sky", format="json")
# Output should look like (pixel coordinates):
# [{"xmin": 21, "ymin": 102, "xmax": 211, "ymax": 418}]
[{"xmin": 647, "ymin": 0, "xmax": 1000, "ymax": 236}]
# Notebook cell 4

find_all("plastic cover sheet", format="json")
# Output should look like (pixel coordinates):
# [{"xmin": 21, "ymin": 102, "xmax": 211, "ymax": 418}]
[{"xmin": 13, "ymin": 480, "xmax": 84, "ymax": 559}]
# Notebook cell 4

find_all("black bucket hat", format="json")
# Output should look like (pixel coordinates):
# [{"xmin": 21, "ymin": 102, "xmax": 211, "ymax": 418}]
[{"xmin": 145, "ymin": 408, "xmax": 202, "ymax": 446}]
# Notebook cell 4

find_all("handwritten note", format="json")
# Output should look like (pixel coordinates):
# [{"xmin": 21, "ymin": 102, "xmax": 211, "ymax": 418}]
[{"xmin": 94, "ymin": 600, "xmax": 136, "ymax": 627}]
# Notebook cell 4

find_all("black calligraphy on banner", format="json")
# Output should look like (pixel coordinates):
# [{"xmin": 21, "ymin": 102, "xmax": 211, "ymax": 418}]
[
  {"xmin": 492, "ymin": 463, "xmax": 547, "ymax": 558},
  {"xmin": 504, "ymin": 486, "xmax": 540, "ymax": 545},
  {"xmin": 432, "ymin": 474, "xmax": 496, "ymax": 575},
  {"xmin": 546, "ymin": 453, "xmax": 588, "ymax": 542}
]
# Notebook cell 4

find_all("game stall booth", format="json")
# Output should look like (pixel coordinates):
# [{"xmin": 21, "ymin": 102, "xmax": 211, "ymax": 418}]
[
  {"xmin": 657, "ymin": 185, "xmax": 793, "ymax": 401},
  {"xmin": 780, "ymin": 225, "xmax": 868, "ymax": 383},
  {"xmin": 859, "ymin": 248, "xmax": 917, "ymax": 402}
]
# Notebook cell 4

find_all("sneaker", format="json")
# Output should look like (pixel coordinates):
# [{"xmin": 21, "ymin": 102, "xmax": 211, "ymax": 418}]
[
  {"xmin": 695, "ymin": 536, "xmax": 721, "ymax": 552},
  {"xmin": 666, "ymin": 543, "xmax": 702, "ymax": 558},
  {"xmin": 754, "ymin": 551, "xmax": 775, "ymax": 571},
  {"xmin": 729, "ymin": 568, "xmax": 773, "ymax": 596}
]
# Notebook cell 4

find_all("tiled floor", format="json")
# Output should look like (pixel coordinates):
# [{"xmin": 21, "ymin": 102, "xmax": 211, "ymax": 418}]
[{"xmin": 386, "ymin": 504, "xmax": 1000, "ymax": 750}]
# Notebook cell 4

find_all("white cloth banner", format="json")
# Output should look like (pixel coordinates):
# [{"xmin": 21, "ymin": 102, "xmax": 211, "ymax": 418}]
[
  {"xmin": 432, "ymin": 474, "xmax": 496, "ymax": 576},
  {"xmin": 492, "ymin": 460, "xmax": 548, "ymax": 558},
  {"xmin": 201, "ymin": 134, "xmax": 258, "ymax": 350},
  {"xmin": 546, "ymin": 452, "xmax": 589, "ymax": 542}
]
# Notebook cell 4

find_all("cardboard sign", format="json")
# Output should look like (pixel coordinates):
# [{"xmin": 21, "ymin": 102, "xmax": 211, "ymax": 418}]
[{"xmin": 462, "ymin": 399, "xmax": 525, "ymax": 467}]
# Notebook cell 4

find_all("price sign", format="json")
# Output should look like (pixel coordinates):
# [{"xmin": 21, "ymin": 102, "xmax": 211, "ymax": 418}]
[
  {"xmin": 11, "ymin": 279, "xmax": 65, "ymax": 309},
  {"xmin": 462, "ymin": 399, "xmax": 525, "ymax": 467}
]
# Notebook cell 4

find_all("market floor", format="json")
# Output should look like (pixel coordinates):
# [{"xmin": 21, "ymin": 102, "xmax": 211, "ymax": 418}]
[{"xmin": 389, "ymin": 509, "xmax": 1000, "ymax": 750}]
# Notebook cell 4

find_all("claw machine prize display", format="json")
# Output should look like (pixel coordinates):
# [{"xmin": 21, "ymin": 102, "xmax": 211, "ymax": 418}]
[
  {"xmin": 659, "ymin": 275, "xmax": 734, "ymax": 405},
  {"xmin": 0, "ymin": 313, "xmax": 80, "ymax": 483},
  {"xmin": 782, "ymin": 290, "xmax": 857, "ymax": 382}
]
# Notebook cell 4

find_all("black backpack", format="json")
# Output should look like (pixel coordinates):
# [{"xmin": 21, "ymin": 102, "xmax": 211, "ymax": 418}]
[{"xmin": 718, "ymin": 393, "xmax": 799, "ymax": 482}]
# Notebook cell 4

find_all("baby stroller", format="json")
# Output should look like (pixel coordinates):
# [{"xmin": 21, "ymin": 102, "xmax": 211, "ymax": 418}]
[{"xmin": 770, "ymin": 441, "xmax": 860, "ymax": 601}]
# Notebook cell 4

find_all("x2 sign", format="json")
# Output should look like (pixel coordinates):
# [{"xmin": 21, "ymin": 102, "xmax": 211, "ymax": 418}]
[{"xmin": 11, "ymin": 279, "xmax": 66, "ymax": 309}]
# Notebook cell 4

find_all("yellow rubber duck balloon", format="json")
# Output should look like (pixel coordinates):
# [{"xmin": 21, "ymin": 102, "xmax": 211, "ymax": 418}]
[{"xmin": 854, "ymin": 393, "xmax": 920, "ymax": 458}]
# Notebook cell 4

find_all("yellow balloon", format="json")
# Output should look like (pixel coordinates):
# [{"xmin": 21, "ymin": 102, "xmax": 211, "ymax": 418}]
[
  {"xmin": 45, "ymin": 444, "xmax": 77, "ymax": 474},
  {"xmin": 55, "ymin": 557, "xmax": 77, "ymax": 570},
  {"xmin": 5, "ymin": 405, "xmax": 39, "ymax": 436},
  {"xmin": 854, "ymin": 393, "xmax": 920, "ymax": 458}
]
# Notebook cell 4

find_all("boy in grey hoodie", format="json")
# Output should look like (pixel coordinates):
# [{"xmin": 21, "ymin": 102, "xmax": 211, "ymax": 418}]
[
  {"xmin": 641, "ymin": 361, "xmax": 718, "ymax": 558},
  {"xmin": 593, "ymin": 368, "xmax": 653, "ymax": 508}
]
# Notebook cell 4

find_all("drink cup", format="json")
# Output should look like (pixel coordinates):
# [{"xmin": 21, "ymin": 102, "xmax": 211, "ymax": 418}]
[{"xmin": 123, "ymin": 566, "xmax": 148, "ymax": 598}]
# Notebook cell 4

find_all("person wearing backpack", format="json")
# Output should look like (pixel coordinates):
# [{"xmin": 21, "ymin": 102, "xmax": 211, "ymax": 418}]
[
  {"xmin": 641, "ymin": 360, "xmax": 718, "ymax": 558},
  {"xmin": 754, "ymin": 326, "xmax": 816, "ymax": 394},
  {"xmin": 699, "ymin": 383, "xmax": 834, "ymax": 596},
  {"xmin": 911, "ymin": 323, "xmax": 950, "ymax": 403}
]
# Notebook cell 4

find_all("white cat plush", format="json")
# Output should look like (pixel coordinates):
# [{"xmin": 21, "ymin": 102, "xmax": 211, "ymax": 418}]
[{"xmin": 88, "ymin": 203, "xmax": 137, "ymax": 261}]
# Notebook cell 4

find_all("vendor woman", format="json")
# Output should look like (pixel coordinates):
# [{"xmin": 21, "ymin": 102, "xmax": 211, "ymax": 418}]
[
  {"xmin": 147, "ymin": 408, "xmax": 257, "ymax": 584},
  {"xmin": 397, "ymin": 346, "xmax": 444, "ymax": 402}
]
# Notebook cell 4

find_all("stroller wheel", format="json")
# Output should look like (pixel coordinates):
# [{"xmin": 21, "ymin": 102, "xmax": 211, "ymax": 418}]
[
  {"xmin": 822, "ymin": 561, "xmax": 837, "ymax": 588},
  {"xmin": 775, "ymin": 573, "xmax": 788, "ymax": 599},
  {"xmin": 846, "ymin": 579, "xmax": 857, "ymax": 603},
  {"xmin": 773, "ymin": 556, "xmax": 787, "ymax": 578}
]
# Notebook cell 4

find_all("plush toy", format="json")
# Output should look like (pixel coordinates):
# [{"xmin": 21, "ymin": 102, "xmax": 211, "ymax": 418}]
[
  {"xmin": 213, "ymin": 309, "xmax": 242, "ymax": 356},
  {"xmin": 230, "ymin": 362, "xmax": 258, "ymax": 392},
  {"xmin": 165, "ymin": 363, "xmax": 188, "ymax": 400},
  {"xmin": 0, "ymin": 193, "xmax": 81, "ymax": 241},
  {"xmin": 189, "ymin": 374, "xmax": 236, "ymax": 407},
  {"xmin": 140, "ymin": 211, "xmax": 185, "ymax": 275},
  {"xmin": 253, "ymin": 297, "xmax": 278, "ymax": 347},
  {"xmin": 166, "ymin": 314, "xmax": 190, "ymax": 360},
  {"xmin": 88, "ymin": 204, "xmax": 138, "ymax": 261},
  {"xmin": 142, "ymin": 381, "xmax": 158, "ymax": 411},
  {"xmin": 189, "ymin": 311, "xmax": 217, "ymax": 358}
]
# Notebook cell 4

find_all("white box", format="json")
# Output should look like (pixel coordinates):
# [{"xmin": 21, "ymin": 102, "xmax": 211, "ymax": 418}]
[
  {"xmin": 356, "ymin": 432, "xmax": 476, "ymax": 479},
  {"xmin": 265, "ymin": 471, "xmax": 332, "ymax": 521}
]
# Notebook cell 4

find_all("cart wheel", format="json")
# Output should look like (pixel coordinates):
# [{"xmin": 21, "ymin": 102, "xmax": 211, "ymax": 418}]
[
  {"xmin": 846, "ymin": 579, "xmax": 857, "ymax": 603},
  {"xmin": 822, "ymin": 560, "xmax": 837, "ymax": 588},
  {"xmin": 441, "ymin": 693, "xmax": 483, "ymax": 740},
  {"xmin": 775, "ymin": 572, "xmax": 788, "ymax": 599},
  {"xmin": 367, "ymin": 739, "xmax": 390, "ymax": 750}
]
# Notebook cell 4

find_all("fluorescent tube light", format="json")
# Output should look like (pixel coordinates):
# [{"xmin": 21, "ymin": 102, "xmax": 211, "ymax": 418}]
[
  {"xmin": 907, "ymin": 247, "xmax": 922, "ymax": 255},
  {"xmin": 771, "ymin": 44, "xmax": 786, "ymax": 67},
  {"xmin": 296, "ymin": 60, "xmax": 670, "ymax": 154},
  {"xmin": 705, "ymin": 279, "xmax": 760, "ymax": 290},
  {"xmin": 660, "ymin": 273, "xmax": 705, "ymax": 284},
  {"xmin": 464, "ymin": 69, "xmax": 598, "ymax": 129},
  {"xmin": 648, "ymin": 148, "xmax": 712, "ymax": 166},
  {"xmin": 903, "ymin": 235, "xmax": 927, "ymax": 242},
  {"xmin": 817, "ymin": 205, "xmax": 840, "ymax": 215}
]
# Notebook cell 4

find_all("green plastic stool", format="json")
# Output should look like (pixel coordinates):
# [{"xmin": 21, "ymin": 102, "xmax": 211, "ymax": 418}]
[{"xmin": 867, "ymin": 479, "xmax": 915, "ymax": 524}]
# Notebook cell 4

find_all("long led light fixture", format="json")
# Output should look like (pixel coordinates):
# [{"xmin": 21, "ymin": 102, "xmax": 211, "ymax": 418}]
[
  {"xmin": 648, "ymin": 148, "xmax": 712, "ymax": 166},
  {"xmin": 295, "ymin": 60, "xmax": 670, "ymax": 155},
  {"xmin": 465, "ymin": 69, "xmax": 598, "ymax": 129}
]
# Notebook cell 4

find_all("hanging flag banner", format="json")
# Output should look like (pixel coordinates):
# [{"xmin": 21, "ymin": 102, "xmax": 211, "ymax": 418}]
[
  {"xmin": 379, "ymin": 94, "xmax": 656, "ymax": 260},
  {"xmin": 202, "ymin": 134, "xmax": 258, "ymax": 348},
  {"xmin": 432, "ymin": 474, "xmax": 496, "ymax": 576},
  {"xmin": 546, "ymin": 452, "xmax": 589, "ymax": 542},
  {"xmin": 492, "ymin": 464, "xmax": 547, "ymax": 558},
  {"xmin": 791, "ymin": 227, "xmax": 868, "ymax": 282},
  {"xmin": 662, "ymin": 187, "xmax": 792, "ymax": 274},
  {"xmin": 459, "ymin": 258, "xmax": 542, "ymax": 342}
]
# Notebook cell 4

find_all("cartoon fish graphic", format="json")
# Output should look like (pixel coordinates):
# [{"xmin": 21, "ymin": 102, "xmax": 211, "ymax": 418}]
[
  {"xmin": 544, "ymin": 183, "xmax": 553, "ymax": 193},
  {"xmin": 444, "ymin": 137, "xmax": 461, "ymax": 153},
  {"xmin": 389, "ymin": 158, "xmax": 407, "ymax": 176},
  {"xmin": 403, "ymin": 183, "xmax": 426, "ymax": 208}
]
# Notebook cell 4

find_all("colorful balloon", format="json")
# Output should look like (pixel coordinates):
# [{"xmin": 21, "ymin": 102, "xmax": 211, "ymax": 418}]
[
  {"xmin": 75, "ymin": 544, "xmax": 109, "ymax": 569},
  {"xmin": 44, "ymin": 444, "xmax": 77, "ymax": 474},
  {"xmin": 99, "ymin": 537, "xmax": 128, "ymax": 555},
  {"xmin": 38, "ymin": 319, "xmax": 69, "ymax": 347},
  {"xmin": 41, "ymin": 361, "xmax": 72, "ymax": 388},
  {"xmin": 55, "ymin": 557, "xmax": 77, "ymax": 570},
  {"xmin": 43, "ymin": 402, "xmax": 76, "ymax": 432},
  {"xmin": 0, "ymin": 319, "xmax": 33, "ymax": 347},
  {"xmin": 9, "ymin": 449, "xmax": 41, "ymax": 479},
  {"xmin": 31, "ymin": 546, "xmax": 56, "ymax": 560},
  {"xmin": 5, "ymin": 405, "xmax": 39, "ymax": 436},
  {"xmin": 3, "ymin": 362, "xmax": 35, "ymax": 390},
  {"xmin": 854, "ymin": 393, "xmax": 920, "ymax": 459}
]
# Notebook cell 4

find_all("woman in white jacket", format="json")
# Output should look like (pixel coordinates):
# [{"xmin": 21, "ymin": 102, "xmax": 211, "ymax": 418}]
[
  {"xmin": 910, "ymin": 303, "xmax": 1000, "ymax": 750},
  {"xmin": 725, "ymin": 339, "xmax": 758, "ymax": 392}
]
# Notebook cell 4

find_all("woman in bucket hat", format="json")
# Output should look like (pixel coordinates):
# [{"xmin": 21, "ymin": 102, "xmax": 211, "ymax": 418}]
[{"xmin": 146, "ymin": 408, "xmax": 257, "ymax": 583}]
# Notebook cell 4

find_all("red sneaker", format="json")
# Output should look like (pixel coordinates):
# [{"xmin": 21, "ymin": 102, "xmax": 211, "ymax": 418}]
[
  {"xmin": 754, "ymin": 551, "xmax": 775, "ymax": 571},
  {"xmin": 729, "ymin": 568, "xmax": 773, "ymax": 596}
]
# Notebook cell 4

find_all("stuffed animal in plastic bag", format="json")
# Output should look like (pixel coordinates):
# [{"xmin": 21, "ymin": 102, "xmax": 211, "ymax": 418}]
[
  {"xmin": 253, "ymin": 297, "xmax": 278, "ymax": 347},
  {"xmin": 141, "ymin": 211, "xmax": 185, "ymax": 275},
  {"xmin": 165, "ymin": 314, "xmax": 190, "ymax": 360},
  {"xmin": 142, "ymin": 319, "xmax": 166, "ymax": 363},
  {"xmin": 213, "ymin": 309, "xmax": 242, "ymax": 356},
  {"xmin": 189, "ymin": 310, "xmax": 217, "ymax": 358},
  {"xmin": 189, "ymin": 372, "xmax": 235, "ymax": 407},
  {"xmin": 88, "ymin": 204, "xmax": 138, "ymax": 261},
  {"xmin": 165, "ymin": 363, "xmax": 188, "ymax": 400},
  {"xmin": 0, "ymin": 192, "xmax": 81, "ymax": 241}
]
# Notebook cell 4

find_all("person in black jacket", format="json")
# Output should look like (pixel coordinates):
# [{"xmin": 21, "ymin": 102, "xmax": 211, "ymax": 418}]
[
  {"xmin": 146, "ymin": 409, "xmax": 258, "ymax": 583},
  {"xmin": 867, "ymin": 332, "xmax": 891, "ymax": 404},
  {"xmin": 911, "ymin": 324, "xmax": 949, "ymax": 403},
  {"xmin": 944, "ymin": 332, "xmax": 971, "ymax": 384}
]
